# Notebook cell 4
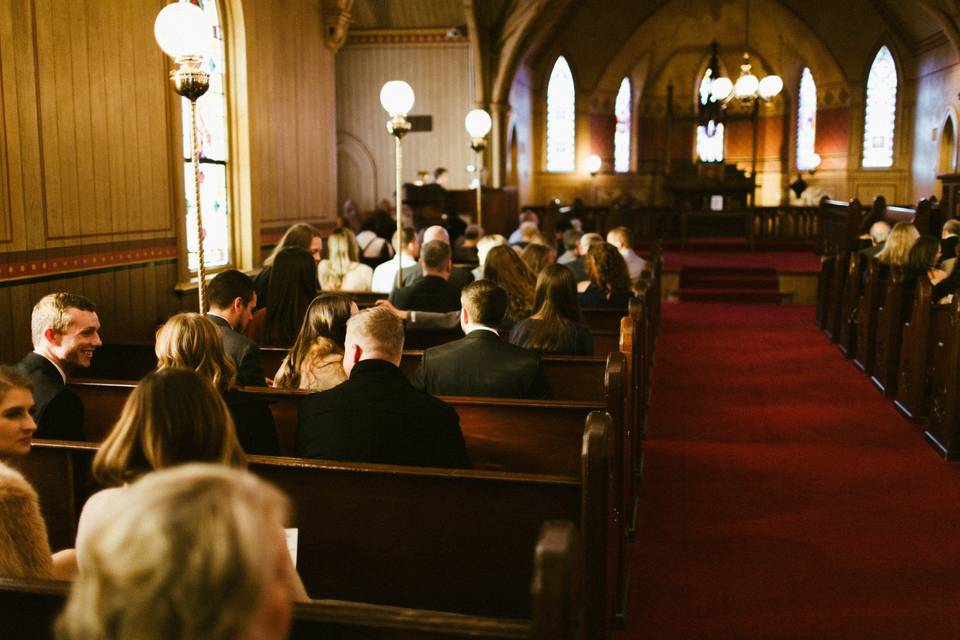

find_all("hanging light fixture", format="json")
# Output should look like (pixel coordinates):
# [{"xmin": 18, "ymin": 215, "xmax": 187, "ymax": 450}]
[{"xmin": 733, "ymin": 0, "xmax": 781, "ymax": 103}]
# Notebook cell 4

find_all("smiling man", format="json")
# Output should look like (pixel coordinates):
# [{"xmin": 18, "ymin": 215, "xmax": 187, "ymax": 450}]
[{"xmin": 16, "ymin": 292, "xmax": 101, "ymax": 441}]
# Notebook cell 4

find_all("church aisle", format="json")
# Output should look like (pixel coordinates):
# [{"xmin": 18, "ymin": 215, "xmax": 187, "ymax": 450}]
[{"xmin": 623, "ymin": 302, "xmax": 960, "ymax": 639}]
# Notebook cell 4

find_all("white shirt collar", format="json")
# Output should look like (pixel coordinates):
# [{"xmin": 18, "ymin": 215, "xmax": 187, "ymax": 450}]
[{"xmin": 465, "ymin": 324, "xmax": 499, "ymax": 337}]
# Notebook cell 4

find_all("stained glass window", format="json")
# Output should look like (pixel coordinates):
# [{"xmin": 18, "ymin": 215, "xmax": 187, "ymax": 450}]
[
  {"xmin": 696, "ymin": 69, "xmax": 724, "ymax": 163},
  {"xmin": 862, "ymin": 46, "xmax": 898, "ymax": 168},
  {"xmin": 614, "ymin": 77, "xmax": 631, "ymax": 173},
  {"xmin": 796, "ymin": 67, "xmax": 818, "ymax": 171},
  {"xmin": 182, "ymin": 0, "xmax": 230, "ymax": 271},
  {"xmin": 546, "ymin": 56, "xmax": 576, "ymax": 172}
]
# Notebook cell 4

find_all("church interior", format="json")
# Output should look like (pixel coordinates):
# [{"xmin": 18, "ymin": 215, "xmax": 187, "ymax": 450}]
[{"xmin": 4, "ymin": 0, "xmax": 960, "ymax": 638}]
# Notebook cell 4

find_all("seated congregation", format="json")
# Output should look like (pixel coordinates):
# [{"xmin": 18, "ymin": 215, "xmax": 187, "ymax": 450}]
[{"xmin": 0, "ymin": 212, "xmax": 661, "ymax": 640}]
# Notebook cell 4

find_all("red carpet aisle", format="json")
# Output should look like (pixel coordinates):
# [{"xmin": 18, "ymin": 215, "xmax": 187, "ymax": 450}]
[
  {"xmin": 677, "ymin": 267, "xmax": 781, "ymax": 303},
  {"xmin": 622, "ymin": 303, "xmax": 960, "ymax": 639}
]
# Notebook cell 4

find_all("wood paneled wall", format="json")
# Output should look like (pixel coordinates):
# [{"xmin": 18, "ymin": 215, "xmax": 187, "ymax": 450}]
[{"xmin": 335, "ymin": 39, "xmax": 474, "ymax": 213}]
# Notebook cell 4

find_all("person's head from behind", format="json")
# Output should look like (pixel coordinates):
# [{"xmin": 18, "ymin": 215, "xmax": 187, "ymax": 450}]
[
  {"xmin": 264, "ymin": 223, "xmax": 322, "ymax": 266},
  {"xmin": 578, "ymin": 232, "xmax": 604, "ymax": 256},
  {"xmin": 57, "ymin": 464, "xmax": 293, "ymax": 640},
  {"xmin": 155, "ymin": 313, "xmax": 237, "ymax": 393},
  {"xmin": 476, "ymin": 234, "xmax": 507, "ymax": 267},
  {"xmin": 606, "ymin": 227, "xmax": 633, "ymax": 252},
  {"xmin": 585, "ymin": 243, "xmax": 631, "ymax": 295},
  {"xmin": 92, "ymin": 368, "xmax": 245, "ymax": 487},
  {"xmin": 422, "ymin": 225, "xmax": 451, "ymax": 246},
  {"xmin": 562, "ymin": 229, "xmax": 583, "ymax": 253},
  {"xmin": 869, "ymin": 221, "xmax": 891, "ymax": 247},
  {"xmin": 434, "ymin": 167, "xmax": 449, "ymax": 186},
  {"xmin": 532, "ymin": 265, "xmax": 582, "ymax": 323},
  {"xmin": 518, "ymin": 210, "xmax": 539, "ymax": 228},
  {"xmin": 294, "ymin": 294, "xmax": 357, "ymax": 353},
  {"xmin": 207, "ymin": 270, "xmax": 258, "ymax": 333},
  {"xmin": 393, "ymin": 227, "xmax": 420, "ymax": 259},
  {"xmin": 518, "ymin": 221, "xmax": 539, "ymax": 243},
  {"xmin": 907, "ymin": 236, "xmax": 941, "ymax": 271},
  {"xmin": 420, "ymin": 240, "xmax": 452, "ymax": 279},
  {"xmin": 31, "ymin": 293, "xmax": 102, "ymax": 371},
  {"xmin": 0, "ymin": 366, "xmax": 35, "ymax": 459},
  {"xmin": 521, "ymin": 243, "xmax": 556, "ymax": 276},
  {"xmin": 343, "ymin": 307, "xmax": 405, "ymax": 375},
  {"xmin": 942, "ymin": 219, "xmax": 960, "ymax": 239},
  {"xmin": 460, "ymin": 280, "xmax": 508, "ymax": 331},
  {"xmin": 268, "ymin": 248, "xmax": 319, "ymax": 345},
  {"xmin": 327, "ymin": 228, "xmax": 360, "ymax": 265},
  {"xmin": 483, "ymin": 245, "xmax": 536, "ymax": 321},
  {"xmin": 876, "ymin": 222, "xmax": 919, "ymax": 266},
  {"xmin": 461, "ymin": 225, "xmax": 483, "ymax": 247}
]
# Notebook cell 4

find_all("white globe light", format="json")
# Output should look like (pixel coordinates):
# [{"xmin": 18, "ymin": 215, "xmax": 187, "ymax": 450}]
[
  {"xmin": 379, "ymin": 80, "xmax": 415, "ymax": 117},
  {"xmin": 758, "ymin": 75, "xmax": 784, "ymax": 100},
  {"xmin": 734, "ymin": 73, "xmax": 759, "ymax": 99},
  {"xmin": 710, "ymin": 77, "xmax": 733, "ymax": 102},
  {"xmin": 586, "ymin": 154, "xmax": 602, "ymax": 174},
  {"xmin": 154, "ymin": 2, "xmax": 211, "ymax": 59},
  {"xmin": 465, "ymin": 109, "xmax": 492, "ymax": 138}
]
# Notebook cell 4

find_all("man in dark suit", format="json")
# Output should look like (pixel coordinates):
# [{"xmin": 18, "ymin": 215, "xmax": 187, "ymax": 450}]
[
  {"xmin": 940, "ymin": 219, "xmax": 960, "ymax": 266},
  {"xmin": 205, "ymin": 270, "xmax": 268, "ymax": 387},
  {"xmin": 297, "ymin": 306, "xmax": 470, "ymax": 468},
  {"xmin": 397, "ymin": 225, "xmax": 474, "ymax": 293},
  {"xmin": 389, "ymin": 240, "xmax": 462, "ymax": 313},
  {"xmin": 858, "ymin": 221, "xmax": 890, "ymax": 260},
  {"xmin": 16, "ymin": 292, "xmax": 102, "ymax": 440},
  {"xmin": 410, "ymin": 280, "xmax": 550, "ymax": 399}
]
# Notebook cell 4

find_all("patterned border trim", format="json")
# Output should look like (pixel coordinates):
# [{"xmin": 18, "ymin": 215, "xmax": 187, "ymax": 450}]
[
  {"xmin": 0, "ymin": 244, "xmax": 177, "ymax": 283},
  {"xmin": 346, "ymin": 28, "xmax": 469, "ymax": 46}
]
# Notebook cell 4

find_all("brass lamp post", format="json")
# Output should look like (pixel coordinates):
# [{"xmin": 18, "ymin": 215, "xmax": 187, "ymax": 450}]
[
  {"xmin": 380, "ymin": 81, "xmax": 415, "ymax": 288},
  {"xmin": 464, "ymin": 109, "xmax": 492, "ymax": 230},
  {"xmin": 154, "ymin": 2, "xmax": 212, "ymax": 314}
]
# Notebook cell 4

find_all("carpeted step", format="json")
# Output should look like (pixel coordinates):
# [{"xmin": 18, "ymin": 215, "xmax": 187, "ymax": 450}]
[
  {"xmin": 677, "ymin": 288, "xmax": 783, "ymax": 303},
  {"xmin": 678, "ymin": 266, "xmax": 781, "ymax": 302},
  {"xmin": 680, "ymin": 274, "xmax": 780, "ymax": 290}
]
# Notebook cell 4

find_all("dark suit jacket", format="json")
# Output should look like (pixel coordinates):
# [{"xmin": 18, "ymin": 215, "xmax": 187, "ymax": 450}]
[
  {"xmin": 563, "ymin": 257, "xmax": 588, "ymax": 283},
  {"xmin": 389, "ymin": 275, "xmax": 462, "ymax": 313},
  {"xmin": 223, "ymin": 389, "xmax": 280, "ymax": 456},
  {"xmin": 399, "ymin": 264, "xmax": 474, "ymax": 293},
  {"xmin": 297, "ymin": 359, "xmax": 470, "ymax": 469},
  {"xmin": 15, "ymin": 353, "xmax": 85, "ymax": 441},
  {"xmin": 942, "ymin": 235, "xmax": 959, "ymax": 261},
  {"xmin": 410, "ymin": 330, "xmax": 550, "ymax": 399},
  {"xmin": 207, "ymin": 313, "xmax": 267, "ymax": 386}
]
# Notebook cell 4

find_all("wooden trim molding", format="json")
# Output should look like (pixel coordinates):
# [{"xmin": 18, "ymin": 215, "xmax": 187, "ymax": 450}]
[
  {"xmin": 346, "ymin": 28, "xmax": 469, "ymax": 47},
  {"xmin": 0, "ymin": 239, "xmax": 177, "ymax": 283}
]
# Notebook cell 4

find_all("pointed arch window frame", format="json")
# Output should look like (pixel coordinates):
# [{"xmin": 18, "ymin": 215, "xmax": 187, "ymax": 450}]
[
  {"xmin": 796, "ymin": 67, "xmax": 818, "ymax": 171},
  {"xmin": 546, "ymin": 55, "xmax": 577, "ymax": 173},
  {"xmin": 861, "ymin": 45, "xmax": 899, "ymax": 169},
  {"xmin": 614, "ymin": 77, "xmax": 632, "ymax": 173}
]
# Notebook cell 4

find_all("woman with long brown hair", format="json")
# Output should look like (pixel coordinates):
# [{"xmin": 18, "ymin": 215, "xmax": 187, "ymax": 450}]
[
  {"xmin": 156, "ymin": 313, "xmax": 279, "ymax": 455},
  {"xmin": 246, "ymin": 247, "xmax": 320, "ymax": 346},
  {"xmin": 274, "ymin": 294, "xmax": 357, "ymax": 391},
  {"xmin": 520, "ymin": 243, "xmax": 556, "ymax": 277},
  {"xmin": 482, "ymin": 244, "xmax": 536, "ymax": 327},
  {"xmin": 578, "ymin": 242, "xmax": 633, "ymax": 308},
  {"xmin": 254, "ymin": 223, "xmax": 322, "ymax": 309},
  {"xmin": 510, "ymin": 265, "xmax": 593, "ymax": 355}
]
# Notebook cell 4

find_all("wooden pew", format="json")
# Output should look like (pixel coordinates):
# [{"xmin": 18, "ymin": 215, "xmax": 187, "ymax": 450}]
[
  {"xmin": 923, "ymin": 295, "xmax": 960, "ymax": 460},
  {"xmin": 871, "ymin": 266, "xmax": 914, "ymax": 395},
  {"xmin": 817, "ymin": 197, "xmax": 864, "ymax": 337},
  {"xmin": 854, "ymin": 259, "xmax": 886, "ymax": 374},
  {"xmin": 19, "ymin": 414, "xmax": 611, "ymax": 634},
  {"xmin": 894, "ymin": 279, "xmax": 946, "ymax": 422},
  {"xmin": 0, "ymin": 521, "xmax": 579, "ymax": 640},
  {"xmin": 837, "ymin": 252, "xmax": 862, "ymax": 357}
]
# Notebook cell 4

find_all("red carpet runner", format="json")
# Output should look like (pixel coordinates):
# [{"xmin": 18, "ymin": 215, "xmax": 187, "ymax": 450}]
[
  {"xmin": 621, "ymin": 302, "xmax": 960, "ymax": 639},
  {"xmin": 678, "ymin": 267, "xmax": 781, "ymax": 303}
]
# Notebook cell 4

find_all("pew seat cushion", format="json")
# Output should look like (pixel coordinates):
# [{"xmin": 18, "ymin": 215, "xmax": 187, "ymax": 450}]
[
  {"xmin": 0, "ymin": 462, "xmax": 53, "ymax": 579},
  {"xmin": 297, "ymin": 359, "xmax": 471, "ymax": 469}
]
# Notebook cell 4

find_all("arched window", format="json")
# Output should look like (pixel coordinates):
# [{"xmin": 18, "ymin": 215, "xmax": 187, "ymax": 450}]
[
  {"xmin": 546, "ymin": 56, "xmax": 576, "ymax": 172},
  {"xmin": 183, "ymin": 0, "xmax": 231, "ymax": 271},
  {"xmin": 796, "ymin": 67, "xmax": 818, "ymax": 171},
  {"xmin": 862, "ymin": 46, "xmax": 898, "ymax": 168},
  {"xmin": 614, "ymin": 77, "xmax": 631, "ymax": 173},
  {"xmin": 696, "ymin": 69, "xmax": 724, "ymax": 163}
]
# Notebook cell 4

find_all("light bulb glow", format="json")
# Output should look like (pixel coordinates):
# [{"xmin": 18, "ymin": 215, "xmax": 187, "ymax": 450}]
[
  {"xmin": 758, "ymin": 75, "xmax": 784, "ymax": 100},
  {"xmin": 380, "ymin": 81, "xmax": 415, "ymax": 117},
  {"xmin": 465, "ymin": 109, "xmax": 492, "ymax": 138},
  {"xmin": 586, "ymin": 154, "xmax": 602, "ymax": 174},
  {"xmin": 710, "ymin": 77, "xmax": 733, "ymax": 101},
  {"xmin": 154, "ymin": 2, "xmax": 211, "ymax": 59},
  {"xmin": 735, "ymin": 73, "xmax": 759, "ymax": 99}
]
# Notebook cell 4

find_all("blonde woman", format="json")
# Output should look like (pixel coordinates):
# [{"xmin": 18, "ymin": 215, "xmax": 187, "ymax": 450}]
[
  {"xmin": 155, "ymin": 313, "xmax": 279, "ymax": 455},
  {"xmin": 875, "ymin": 222, "xmax": 919, "ymax": 267},
  {"xmin": 318, "ymin": 228, "xmax": 373, "ymax": 291},
  {"xmin": 58, "ymin": 464, "xmax": 305, "ymax": 640}
]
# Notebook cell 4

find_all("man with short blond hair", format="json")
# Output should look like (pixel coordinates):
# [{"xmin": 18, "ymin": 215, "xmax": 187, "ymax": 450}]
[
  {"xmin": 17, "ymin": 292, "xmax": 102, "ymax": 440},
  {"xmin": 606, "ymin": 226, "xmax": 646, "ymax": 282},
  {"xmin": 396, "ymin": 225, "xmax": 475, "ymax": 292},
  {"xmin": 297, "ymin": 307, "xmax": 470, "ymax": 468}
]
